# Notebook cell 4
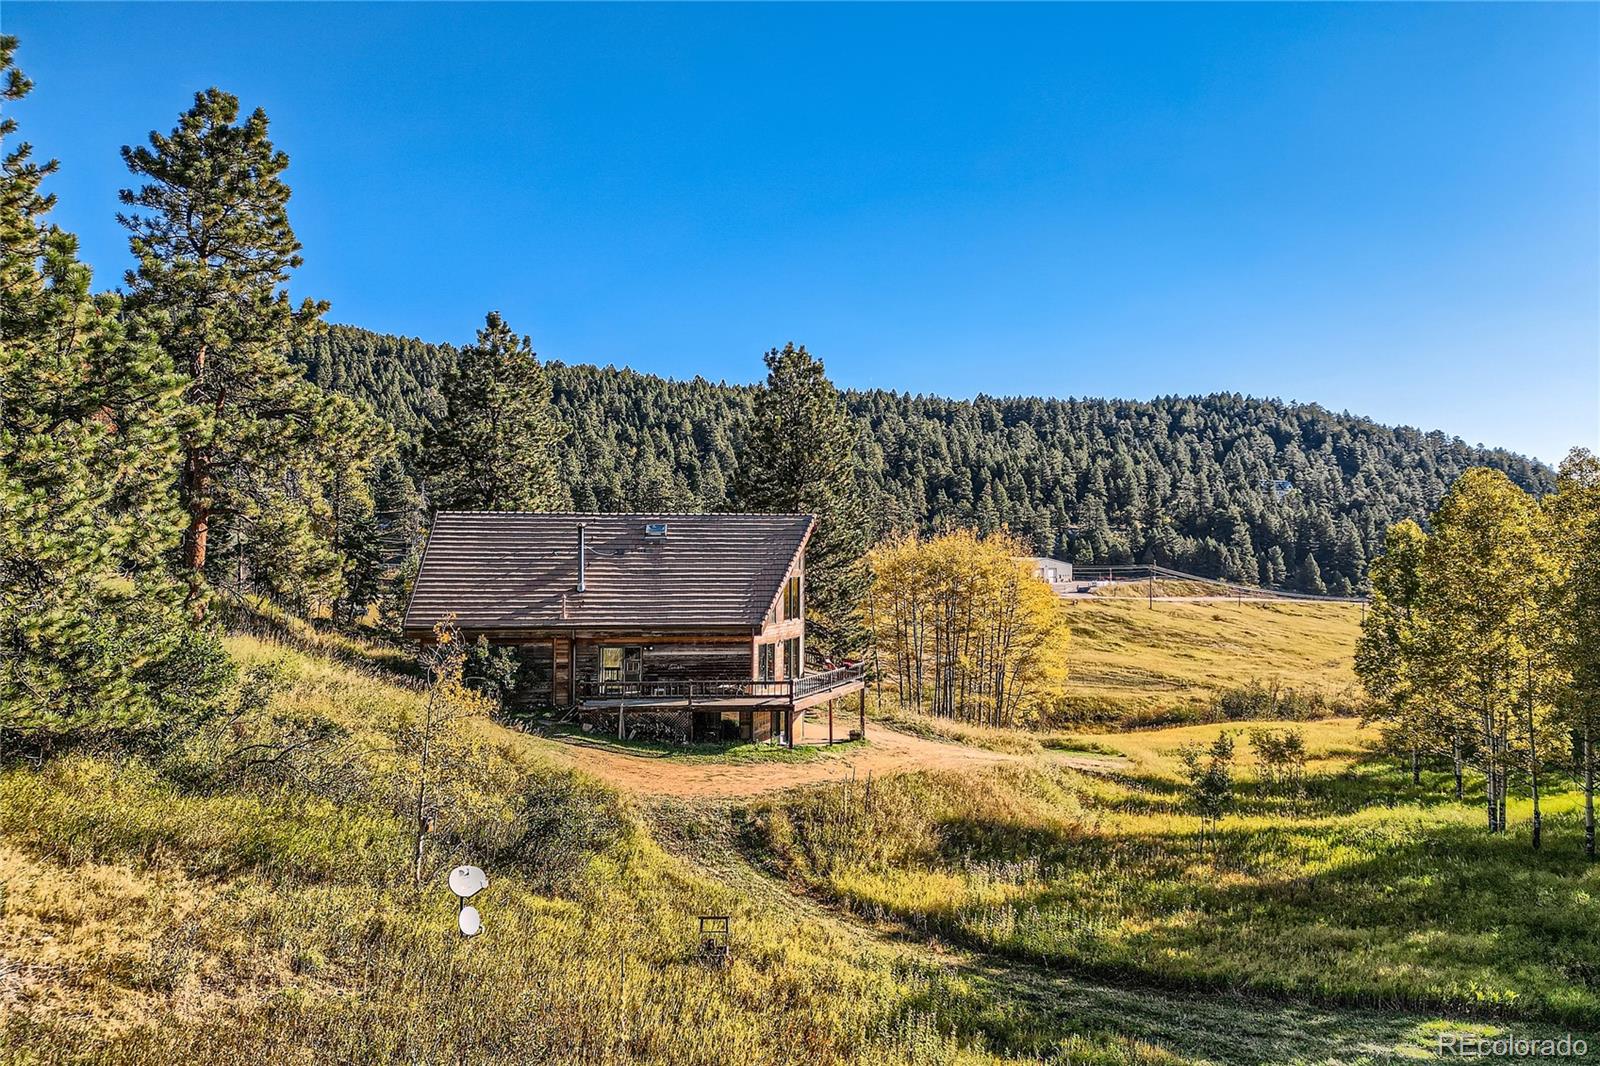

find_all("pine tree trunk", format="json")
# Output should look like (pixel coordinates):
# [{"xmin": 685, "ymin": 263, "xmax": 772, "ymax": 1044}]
[
  {"xmin": 181, "ymin": 343, "xmax": 213, "ymax": 620},
  {"xmin": 1411, "ymin": 749, "xmax": 1421, "ymax": 785},
  {"xmin": 1453, "ymin": 734, "xmax": 1464, "ymax": 801},
  {"xmin": 182, "ymin": 448, "xmax": 211, "ymax": 618}
]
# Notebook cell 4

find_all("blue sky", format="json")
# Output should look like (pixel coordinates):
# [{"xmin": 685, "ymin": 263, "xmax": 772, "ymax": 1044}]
[{"xmin": 8, "ymin": 3, "xmax": 1598, "ymax": 463}]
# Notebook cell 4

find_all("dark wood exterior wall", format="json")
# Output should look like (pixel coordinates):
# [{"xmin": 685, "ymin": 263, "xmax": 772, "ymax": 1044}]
[
  {"xmin": 573, "ymin": 637, "xmax": 751, "ymax": 686},
  {"xmin": 488, "ymin": 632, "xmax": 769, "ymax": 710}
]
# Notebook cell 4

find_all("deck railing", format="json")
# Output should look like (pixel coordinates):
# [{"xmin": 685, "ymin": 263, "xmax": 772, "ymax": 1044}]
[
  {"xmin": 793, "ymin": 663, "xmax": 865, "ymax": 697},
  {"xmin": 578, "ymin": 663, "xmax": 865, "ymax": 705},
  {"xmin": 578, "ymin": 678, "xmax": 792, "ymax": 702}
]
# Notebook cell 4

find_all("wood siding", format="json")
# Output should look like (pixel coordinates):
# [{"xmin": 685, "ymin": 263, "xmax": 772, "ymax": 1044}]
[{"xmin": 575, "ymin": 638, "xmax": 751, "ymax": 689}]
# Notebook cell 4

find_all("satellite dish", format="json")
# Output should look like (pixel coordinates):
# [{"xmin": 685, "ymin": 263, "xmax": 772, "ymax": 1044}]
[
  {"xmin": 448, "ymin": 865, "xmax": 488, "ymax": 899},
  {"xmin": 459, "ymin": 905, "xmax": 481, "ymax": 937}
]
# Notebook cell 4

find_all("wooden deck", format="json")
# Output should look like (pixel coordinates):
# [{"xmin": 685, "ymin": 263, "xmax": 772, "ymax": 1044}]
[
  {"xmin": 575, "ymin": 664, "xmax": 866, "ymax": 712},
  {"xmin": 575, "ymin": 666, "xmax": 867, "ymax": 747}
]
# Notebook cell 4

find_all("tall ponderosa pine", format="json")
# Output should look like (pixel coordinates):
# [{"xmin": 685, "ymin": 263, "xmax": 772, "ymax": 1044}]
[
  {"xmin": 420, "ymin": 312, "xmax": 565, "ymax": 511},
  {"xmin": 1, "ymin": 37, "xmax": 230, "ymax": 744},
  {"xmin": 735, "ymin": 343, "xmax": 871, "ymax": 659},
  {"xmin": 119, "ymin": 89, "xmax": 330, "ymax": 615}
]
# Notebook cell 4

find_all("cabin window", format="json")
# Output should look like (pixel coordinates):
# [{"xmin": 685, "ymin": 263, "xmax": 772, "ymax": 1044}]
[
  {"xmin": 599, "ymin": 645, "xmax": 642, "ymax": 687},
  {"xmin": 782, "ymin": 573, "xmax": 802, "ymax": 620},
  {"xmin": 782, "ymin": 636, "xmax": 802, "ymax": 678},
  {"xmin": 757, "ymin": 643, "xmax": 775, "ymax": 681}
]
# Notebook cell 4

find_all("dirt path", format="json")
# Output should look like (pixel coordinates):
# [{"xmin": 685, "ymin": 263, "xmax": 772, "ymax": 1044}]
[{"xmin": 546, "ymin": 726, "xmax": 1123, "ymax": 798}]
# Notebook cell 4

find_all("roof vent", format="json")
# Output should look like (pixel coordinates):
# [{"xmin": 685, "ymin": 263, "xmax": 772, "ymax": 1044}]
[{"xmin": 644, "ymin": 522, "xmax": 668, "ymax": 537}]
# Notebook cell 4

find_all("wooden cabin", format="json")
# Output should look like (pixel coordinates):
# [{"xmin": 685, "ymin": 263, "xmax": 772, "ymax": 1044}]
[{"xmin": 402, "ymin": 512, "xmax": 866, "ymax": 746}]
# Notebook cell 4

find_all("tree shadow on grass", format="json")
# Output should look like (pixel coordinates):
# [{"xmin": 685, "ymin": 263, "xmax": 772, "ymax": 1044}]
[
  {"xmin": 905, "ymin": 949, "xmax": 1597, "ymax": 1066},
  {"xmin": 955, "ymin": 812, "xmax": 1600, "ymax": 1031}
]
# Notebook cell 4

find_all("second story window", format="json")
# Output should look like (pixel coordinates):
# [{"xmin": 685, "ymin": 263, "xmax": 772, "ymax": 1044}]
[{"xmin": 782, "ymin": 573, "xmax": 802, "ymax": 620}]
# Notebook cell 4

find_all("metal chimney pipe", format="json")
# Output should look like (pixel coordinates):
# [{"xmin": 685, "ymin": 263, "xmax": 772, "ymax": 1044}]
[{"xmin": 578, "ymin": 523, "xmax": 587, "ymax": 594}]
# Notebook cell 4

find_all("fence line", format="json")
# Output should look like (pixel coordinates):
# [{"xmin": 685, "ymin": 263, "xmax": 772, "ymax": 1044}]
[{"xmin": 1065, "ymin": 562, "xmax": 1368, "ymax": 604}]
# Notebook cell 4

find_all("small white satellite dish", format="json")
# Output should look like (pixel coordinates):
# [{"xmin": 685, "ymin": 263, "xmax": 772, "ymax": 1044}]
[
  {"xmin": 448, "ymin": 865, "xmax": 488, "ymax": 899},
  {"xmin": 459, "ymin": 905, "xmax": 481, "ymax": 937}
]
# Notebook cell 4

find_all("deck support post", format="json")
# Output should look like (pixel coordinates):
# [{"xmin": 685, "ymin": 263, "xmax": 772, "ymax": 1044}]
[
  {"xmin": 828, "ymin": 699, "xmax": 834, "ymax": 746},
  {"xmin": 786, "ymin": 706, "xmax": 794, "ymax": 750},
  {"xmin": 858, "ymin": 687, "xmax": 866, "ymax": 739}
]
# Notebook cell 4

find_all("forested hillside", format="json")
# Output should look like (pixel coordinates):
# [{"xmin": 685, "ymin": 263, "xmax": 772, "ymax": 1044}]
[{"xmin": 294, "ymin": 325, "xmax": 1551, "ymax": 595}]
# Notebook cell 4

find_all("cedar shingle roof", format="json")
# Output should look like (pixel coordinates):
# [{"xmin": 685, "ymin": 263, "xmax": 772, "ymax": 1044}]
[{"xmin": 402, "ymin": 512, "xmax": 814, "ymax": 635}]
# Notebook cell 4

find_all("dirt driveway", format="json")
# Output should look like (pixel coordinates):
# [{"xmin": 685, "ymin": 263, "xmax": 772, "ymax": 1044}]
[{"xmin": 546, "ymin": 726, "xmax": 1123, "ymax": 798}]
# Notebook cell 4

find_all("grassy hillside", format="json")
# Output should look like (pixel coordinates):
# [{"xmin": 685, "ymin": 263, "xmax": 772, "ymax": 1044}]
[
  {"xmin": 8, "ymin": 630, "xmax": 1595, "ymax": 1064},
  {"xmin": 1058, "ymin": 599, "xmax": 1363, "ymax": 727},
  {"xmin": 0, "ymin": 635, "xmax": 1183, "ymax": 1066},
  {"xmin": 748, "ymin": 720, "xmax": 1600, "ymax": 1032}
]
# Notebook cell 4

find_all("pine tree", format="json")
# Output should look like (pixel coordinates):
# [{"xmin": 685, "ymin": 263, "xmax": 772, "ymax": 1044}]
[
  {"xmin": 420, "ymin": 312, "xmax": 565, "ymax": 511},
  {"xmin": 1, "ymin": 37, "xmax": 230, "ymax": 746},
  {"xmin": 1296, "ymin": 554, "xmax": 1326, "ymax": 594},
  {"xmin": 119, "ymin": 88, "xmax": 328, "ymax": 616},
  {"xmin": 1264, "ymin": 545, "xmax": 1289, "ymax": 587},
  {"xmin": 735, "ymin": 344, "xmax": 871, "ymax": 659},
  {"xmin": 296, "ymin": 325, "xmax": 1556, "ymax": 589}
]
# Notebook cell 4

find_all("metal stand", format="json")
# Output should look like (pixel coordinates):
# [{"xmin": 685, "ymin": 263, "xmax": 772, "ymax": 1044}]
[{"xmin": 697, "ymin": 915, "xmax": 730, "ymax": 966}]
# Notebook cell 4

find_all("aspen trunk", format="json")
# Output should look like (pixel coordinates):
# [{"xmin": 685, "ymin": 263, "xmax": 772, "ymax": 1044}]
[
  {"xmin": 1526, "ymin": 681, "xmax": 1542, "ymax": 850},
  {"xmin": 1484, "ymin": 715, "xmax": 1499, "ymax": 834},
  {"xmin": 1585, "ymin": 718, "xmax": 1595, "ymax": 861},
  {"xmin": 1491, "ymin": 765, "xmax": 1504, "ymax": 832}
]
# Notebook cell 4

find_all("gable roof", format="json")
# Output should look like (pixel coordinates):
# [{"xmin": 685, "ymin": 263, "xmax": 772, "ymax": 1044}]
[{"xmin": 403, "ymin": 512, "xmax": 814, "ymax": 635}]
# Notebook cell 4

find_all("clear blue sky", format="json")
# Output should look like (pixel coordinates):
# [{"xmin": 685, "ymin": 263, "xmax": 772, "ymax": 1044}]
[{"xmin": 9, "ymin": 3, "xmax": 1598, "ymax": 463}]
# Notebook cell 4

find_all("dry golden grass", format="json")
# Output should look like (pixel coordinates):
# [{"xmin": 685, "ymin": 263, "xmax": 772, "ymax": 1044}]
[
  {"xmin": 0, "ymin": 632, "xmax": 1187, "ymax": 1066},
  {"xmin": 1059, "ymin": 598, "xmax": 1363, "ymax": 726},
  {"xmin": 1086, "ymin": 579, "xmax": 1222, "ymax": 599},
  {"xmin": 1060, "ymin": 716, "xmax": 1376, "ymax": 779}
]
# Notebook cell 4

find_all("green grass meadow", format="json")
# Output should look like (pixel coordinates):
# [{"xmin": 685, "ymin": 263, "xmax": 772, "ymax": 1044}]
[{"xmin": 747, "ymin": 733, "xmax": 1600, "ymax": 1030}]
